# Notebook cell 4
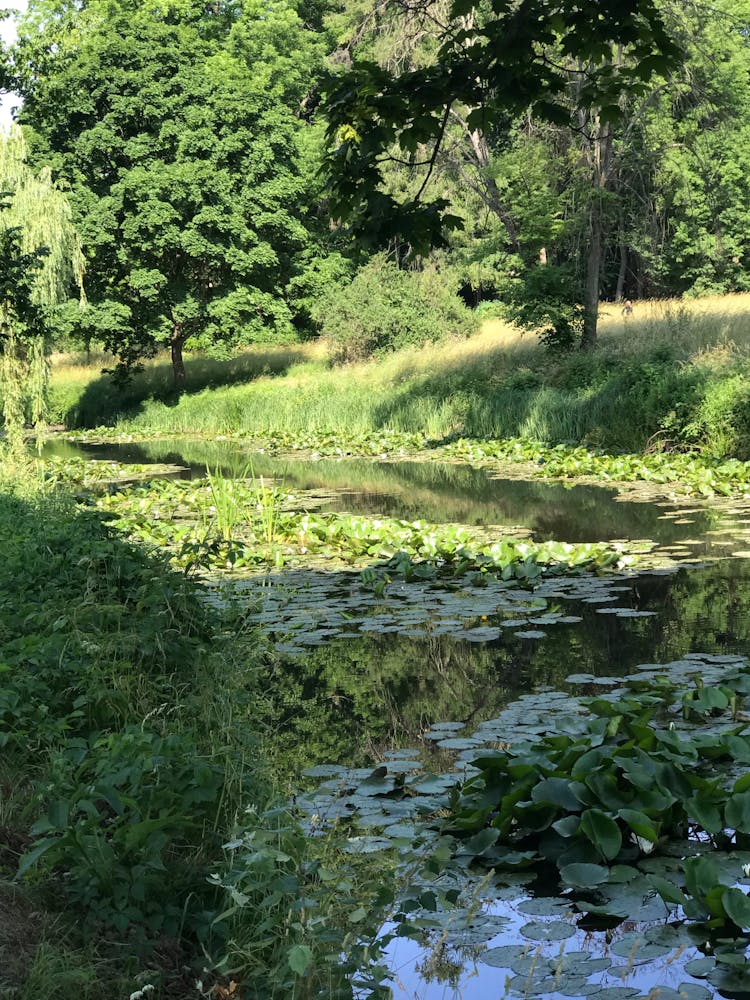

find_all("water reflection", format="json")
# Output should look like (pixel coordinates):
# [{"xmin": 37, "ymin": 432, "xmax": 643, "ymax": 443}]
[
  {"xmin": 259, "ymin": 560, "xmax": 750, "ymax": 775},
  {"xmin": 43, "ymin": 435, "xmax": 717, "ymax": 545}
]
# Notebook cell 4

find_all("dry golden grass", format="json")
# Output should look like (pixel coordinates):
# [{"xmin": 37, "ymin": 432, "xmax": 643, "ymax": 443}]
[
  {"xmin": 598, "ymin": 293, "xmax": 750, "ymax": 359},
  {"xmin": 49, "ymin": 339, "xmax": 327, "ymax": 389},
  {"xmin": 47, "ymin": 292, "xmax": 750, "ymax": 400}
]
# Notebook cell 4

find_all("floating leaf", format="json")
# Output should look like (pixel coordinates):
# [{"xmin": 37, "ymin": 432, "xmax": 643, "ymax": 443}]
[
  {"xmin": 559, "ymin": 862, "xmax": 609, "ymax": 888},
  {"xmin": 520, "ymin": 919, "xmax": 575, "ymax": 941},
  {"xmin": 684, "ymin": 957, "xmax": 716, "ymax": 978}
]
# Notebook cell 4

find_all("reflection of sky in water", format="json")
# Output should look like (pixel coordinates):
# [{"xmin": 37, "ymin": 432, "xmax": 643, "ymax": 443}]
[{"xmin": 384, "ymin": 907, "xmax": 712, "ymax": 1000}]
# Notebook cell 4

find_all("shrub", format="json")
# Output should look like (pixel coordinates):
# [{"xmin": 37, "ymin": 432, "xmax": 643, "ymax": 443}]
[
  {"xmin": 681, "ymin": 371, "xmax": 750, "ymax": 458},
  {"xmin": 314, "ymin": 254, "xmax": 477, "ymax": 363}
]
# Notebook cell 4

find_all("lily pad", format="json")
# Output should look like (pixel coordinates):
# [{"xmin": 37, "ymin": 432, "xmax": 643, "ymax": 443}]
[
  {"xmin": 517, "ymin": 897, "xmax": 573, "ymax": 916},
  {"xmin": 481, "ymin": 944, "xmax": 531, "ymax": 969},
  {"xmin": 520, "ymin": 919, "xmax": 576, "ymax": 941}
]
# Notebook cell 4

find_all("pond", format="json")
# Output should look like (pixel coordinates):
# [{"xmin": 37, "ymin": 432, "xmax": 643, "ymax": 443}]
[{"xmin": 44, "ymin": 436, "xmax": 750, "ymax": 1000}]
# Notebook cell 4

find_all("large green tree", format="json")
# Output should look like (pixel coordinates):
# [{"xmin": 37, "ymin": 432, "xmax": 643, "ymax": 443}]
[
  {"xmin": 13, "ymin": 0, "xmax": 322, "ymax": 386},
  {"xmin": 322, "ymin": 0, "xmax": 681, "ymax": 346}
]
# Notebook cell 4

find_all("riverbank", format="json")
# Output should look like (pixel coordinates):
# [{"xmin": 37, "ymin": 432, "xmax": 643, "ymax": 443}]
[
  {"xmin": 46, "ymin": 295, "xmax": 750, "ymax": 460},
  {"xmin": 15, "ymin": 450, "xmax": 750, "ymax": 1000},
  {"xmin": 0, "ymin": 480, "xmax": 391, "ymax": 1000}
]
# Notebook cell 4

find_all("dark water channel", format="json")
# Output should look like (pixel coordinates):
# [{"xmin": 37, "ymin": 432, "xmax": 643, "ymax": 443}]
[{"xmin": 46, "ymin": 437, "xmax": 750, "ymax": 1000}]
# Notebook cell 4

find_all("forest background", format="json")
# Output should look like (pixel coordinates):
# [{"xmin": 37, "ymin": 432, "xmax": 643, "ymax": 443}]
[{"xmin": 2, "ymin": 0, "xmax": 749, "ymax": 394}]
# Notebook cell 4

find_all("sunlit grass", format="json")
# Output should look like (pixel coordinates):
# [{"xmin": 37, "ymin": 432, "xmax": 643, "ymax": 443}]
[
  {"xmin": 49, "ymin": 340, "xmax": 327, "ymax": 389},
  {"xmin": 37, "ymin": 292, "xmax": 750, "ymax": 456},
  {"xmin": 598, "ymin": 293, "xmax": 750, "ymax": 359}
]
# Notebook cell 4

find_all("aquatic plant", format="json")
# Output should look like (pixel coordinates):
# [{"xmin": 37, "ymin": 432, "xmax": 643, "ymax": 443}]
[{"xmin": 93, "ymin": 475, "xmax": 640, "ymax": 581}]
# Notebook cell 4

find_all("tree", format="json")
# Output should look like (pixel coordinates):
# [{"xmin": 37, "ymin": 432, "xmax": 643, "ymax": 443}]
[
  {"xmin": 323, "ymin": 0, "xmax": 680, "ymax": 346},
  {"xmin": 13, "ymin": 0, "xmax": 320, "ymax": 387},
  {"xmin": 0, "ymin": 129, "xmax": 84, "ymax": 460}
]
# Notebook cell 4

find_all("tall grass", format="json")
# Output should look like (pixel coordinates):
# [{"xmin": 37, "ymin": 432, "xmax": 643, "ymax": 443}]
[{"xmin": 38, "ymin": 293, "xmax": 750, "ymax": 457}]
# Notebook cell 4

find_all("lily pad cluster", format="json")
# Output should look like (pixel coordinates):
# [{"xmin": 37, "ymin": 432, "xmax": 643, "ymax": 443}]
[
  {"xmin": 212, "ymin": 565, "xmax": 655, "ymax": 654},
  {"xmin": 94, "ymin": 475, "xmax": 643, "ymax": 583},
  {"xmin": 300, "ymin": 654, "xmax": 750, "ymax": 998},
  {"xmin": 445, "ymin": 437, "xmax": 750, "ymax": 498}
]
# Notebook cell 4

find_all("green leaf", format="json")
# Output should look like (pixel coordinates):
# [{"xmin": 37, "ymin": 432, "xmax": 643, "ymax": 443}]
[
  {"xmin": 617, "ymin": 808, "xmax": 659, "ymax": 842},
  {"xmin": 287, "ymin": 944, "xmax": 313, "ymax": 976},
  {"xmin": 579, "ymin": 808, "xmax": 622, "ymax": 861},
  {"xmin": 722, "ymin": 888, "xmax": 750, "ymax": 930},
  {"xmin": 552, "ymin": 815, "xmax": 580, "ymax": 838},
  {"xmin": 531, "ymin": 776, "xmax": 583, "ymax": 810},
  {"xmin": 462, "ymin": 828, "xmax": 500, "ymax": 855},
  {"xmin": 726, "ymin": 791, "xmax": 750, "ymax": 833},
  {"xmin": 647, "ymin": 875, "xmax": 688, "ymax": 906},
  {"xmin": 559, "ymin": 862, "xmax": 609, "ymax": 888}
]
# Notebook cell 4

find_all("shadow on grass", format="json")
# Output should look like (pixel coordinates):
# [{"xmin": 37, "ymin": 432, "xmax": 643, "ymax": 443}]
[{"xmin": 57, "ymin": 344, "xmax": 317, "ymax": 428}]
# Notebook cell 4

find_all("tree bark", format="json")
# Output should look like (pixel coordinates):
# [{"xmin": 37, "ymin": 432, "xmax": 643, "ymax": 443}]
[
  {"xmin": 582, "ymin": 201, "xmax": 603, "ymax": 349},
  {"xmin": 171, "ymin": 324, "xmax": 186, "ymax": 390},
  {"xmin": 615, "ymin": 240, "xmax": 628, "ymax": 302},
  {"xmin": 580, "ymin": 106, "xmax": 614, "ymax": 350}
]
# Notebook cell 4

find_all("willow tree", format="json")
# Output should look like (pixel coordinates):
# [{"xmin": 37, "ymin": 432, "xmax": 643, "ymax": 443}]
[{"xmin": 0, "ymin": 128, "xmax": 85, "ymax": 460}]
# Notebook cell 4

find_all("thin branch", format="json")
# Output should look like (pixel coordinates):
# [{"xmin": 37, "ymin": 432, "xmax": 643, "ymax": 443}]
[{"xmin": 414, "ymin": 101, "xmax": 451, "ymax": 201}]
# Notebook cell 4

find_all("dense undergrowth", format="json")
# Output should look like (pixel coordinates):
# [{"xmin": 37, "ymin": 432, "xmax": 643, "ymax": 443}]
[
  {"xmin": 37, "ymin": 299, "xmax": 750, "ymax": 461},
  {"xmin": 0, "ymin": 482, "xmax": 391, "ymax": 1000}
]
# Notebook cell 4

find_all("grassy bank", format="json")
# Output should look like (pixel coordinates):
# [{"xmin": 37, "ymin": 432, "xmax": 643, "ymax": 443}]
[
  {"xmin": 0, "ymin": 480, "xmax": 388, "ymax": 999},
  {"xmin": 45, "ymin": 294, "xmax": 750, "ymax": 458}
]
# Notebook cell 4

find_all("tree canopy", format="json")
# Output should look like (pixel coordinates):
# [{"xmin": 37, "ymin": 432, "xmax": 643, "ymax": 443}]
[
  {"xmin": 323, "ymin": 0, "xmax": 680, "ymax": 251},
  {"xmin": 14, "ymin": 0, "xmax": 324, "ymax": 385}
]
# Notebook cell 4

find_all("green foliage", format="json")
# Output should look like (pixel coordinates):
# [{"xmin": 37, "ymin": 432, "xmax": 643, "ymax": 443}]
[
  {"xmin": 499, "ymin": 262, "xmax": 582, "ymax": 351},
  {"xmin": 14, "ymin": 0, "xmax": 324, "ymax": 382},
  {"xmin": 444, "ymin": 668, "xmax": 750, "ymax": 930},
  {"xmin": 21, "ymin": 728, "xmax": 226, "ymax": 938},
  {"xmin": 0, "ymin": 129, "xmax": 83, "ymax": 456},
  {"xmin": 681, "ymin": 374, "xmax": 750, "ymax": 460},
  {"xmin": 92, "ymin": 473, "xmax": 637, "ymax": 579},
  {"xmin": 314, "ymin": 254, "xmax": 476, "ymax": 362},
  {"xmin": 0, "ymin": 488, "xmax": 261, "ymax": 951},
  {"xmin": 210, "ymin": 814, "xmax": 395, "ymax": 999},
  {"xmin": 0, "ymin": 229, "xmax": 48, "ymax": 458},
  {"xmin": 323, "ymin": 0, "xmax": 678, "ymax": 251},
  {"xmin": 444, "ymin": 436, "xmax": 750, "ymax": 497}
]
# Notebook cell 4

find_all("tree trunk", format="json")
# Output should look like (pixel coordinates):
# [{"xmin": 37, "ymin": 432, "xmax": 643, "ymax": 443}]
[
  {"xmin": 580, "ymin": 105, "xmax": 614, "ymax": 350},
  {"xmin": 615, "ymin": 241, "xmax": 628, "ymax": 302},
  {"xmin": 582, "ymin": 199, "xmax": 603, "ymax": 349},
  {"xmin": 171, "ymin": 324, "xmax": 186, "ymax": 390}
]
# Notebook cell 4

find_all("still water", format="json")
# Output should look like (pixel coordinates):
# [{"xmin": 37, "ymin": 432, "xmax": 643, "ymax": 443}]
[{"xmin": 45, "ymin": 436, "xmax": 750, "ymax": 1000}]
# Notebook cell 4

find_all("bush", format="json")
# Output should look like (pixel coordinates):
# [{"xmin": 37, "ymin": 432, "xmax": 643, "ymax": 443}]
[
  {"xmin": 314, "ymin": 254, "xmax": 477, "ymax": 363},
  {"xmin": 681, "ymin": 371, "xmax": 750, "ymax": 458}
]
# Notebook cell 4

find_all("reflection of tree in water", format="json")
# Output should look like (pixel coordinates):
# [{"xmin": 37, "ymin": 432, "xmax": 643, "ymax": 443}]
[
  {"xmin": 49, "ymin": 436, "xmax": 717, "ymax": 545},
  {"xmin": 262, "ymin": 634, "xmax": 509, "ymax": 776},
  {"xmin": 263, "ymin": 561, "xmax": 750, "ymax": 777}
]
